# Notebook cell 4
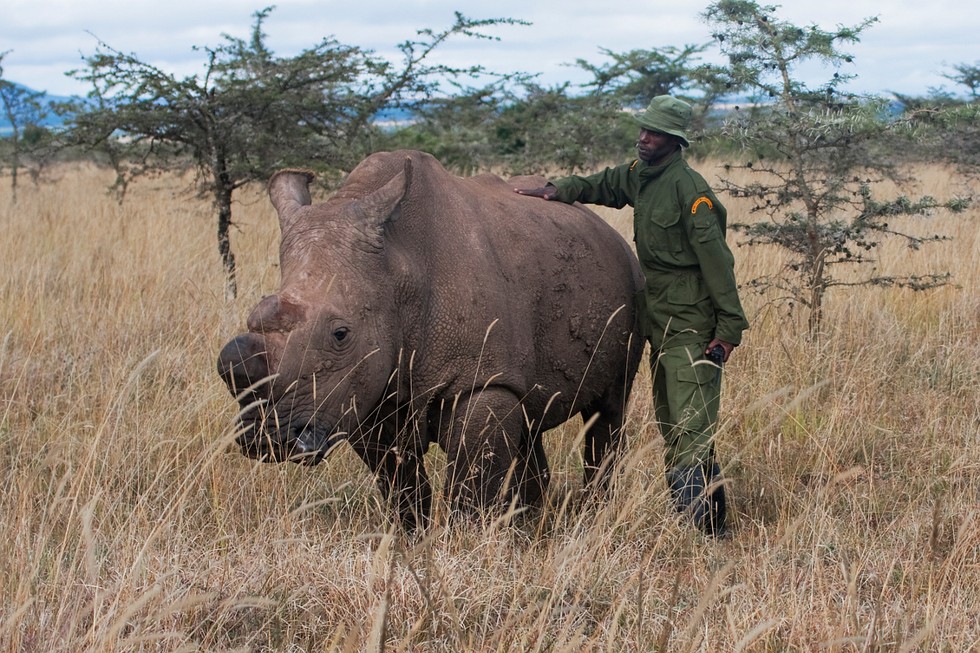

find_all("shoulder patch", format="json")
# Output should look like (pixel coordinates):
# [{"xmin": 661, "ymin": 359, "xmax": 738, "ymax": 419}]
[{"xmin": 691, "ymin": 196, "xmax": 713, "ymax": 214}]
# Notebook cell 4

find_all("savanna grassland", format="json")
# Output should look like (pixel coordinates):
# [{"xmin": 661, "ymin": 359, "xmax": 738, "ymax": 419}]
[{"xmin": 1, "ymin": 161, "xmax": 977, "ymax": 652}]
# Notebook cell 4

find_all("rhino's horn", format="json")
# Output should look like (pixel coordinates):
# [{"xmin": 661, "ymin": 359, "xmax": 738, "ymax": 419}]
[{"xmin": 269, "ymin": 168, "xmax": 316, "ymax": 229}]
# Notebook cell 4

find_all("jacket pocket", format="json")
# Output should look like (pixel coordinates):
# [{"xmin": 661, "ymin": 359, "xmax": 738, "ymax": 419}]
[{"xmin": 646, "ymin": 209, "xmax": 683, "ymax": 253}]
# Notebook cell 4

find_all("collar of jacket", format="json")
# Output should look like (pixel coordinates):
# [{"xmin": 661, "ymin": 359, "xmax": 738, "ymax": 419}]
[{"xmin": 636, "ymin": 150, "xmax": 683, "ymax": 181}]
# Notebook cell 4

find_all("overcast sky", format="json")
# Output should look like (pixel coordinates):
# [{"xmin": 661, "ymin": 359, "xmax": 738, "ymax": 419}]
[{"xmin": 2, "ymin": 0, "xmax": 976, "ymax": 99}]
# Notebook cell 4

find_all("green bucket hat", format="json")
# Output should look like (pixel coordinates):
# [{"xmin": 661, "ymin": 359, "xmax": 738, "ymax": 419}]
[{"xmin": 635, "ymin": 95, "xmax": 692, "ymax": 147}]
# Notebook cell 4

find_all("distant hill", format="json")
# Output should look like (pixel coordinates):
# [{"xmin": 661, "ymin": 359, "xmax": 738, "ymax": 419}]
[{"xmin": 0, "ymin": 82, "xmax": 78, "ymax": 136}]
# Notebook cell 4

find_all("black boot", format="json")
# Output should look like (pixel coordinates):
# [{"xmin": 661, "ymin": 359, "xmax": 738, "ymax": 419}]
[{"xmin": 667, "ymin": 463, "xmax": 727, "ymax": 537}]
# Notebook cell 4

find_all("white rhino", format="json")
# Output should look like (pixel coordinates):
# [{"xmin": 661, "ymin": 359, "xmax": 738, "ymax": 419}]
[{"xmin": 217, "ymin": 150, "xmax": 644, "ymax": 531}]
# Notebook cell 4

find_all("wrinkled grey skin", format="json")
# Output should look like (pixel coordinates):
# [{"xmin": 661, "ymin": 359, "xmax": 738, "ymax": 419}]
[{"xmin": 217, "ymin": 150, "xmax": 644, "ymax": 531}]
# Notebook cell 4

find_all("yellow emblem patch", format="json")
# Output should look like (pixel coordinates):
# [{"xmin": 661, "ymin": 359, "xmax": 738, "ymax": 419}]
[{"xmin": 691, "ymin": 196, "xmax": 713, "ymax": 214}]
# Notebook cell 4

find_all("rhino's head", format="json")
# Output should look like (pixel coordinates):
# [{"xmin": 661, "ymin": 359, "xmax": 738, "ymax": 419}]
[{"xmin": 217, "ymin": 159, "xmax": 412, "ymax": 465}]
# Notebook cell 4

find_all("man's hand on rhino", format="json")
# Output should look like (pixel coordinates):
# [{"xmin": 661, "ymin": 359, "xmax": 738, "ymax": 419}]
[{"xmin": 515, "ymin": 184, "xmax": 558, "ymax": 200}]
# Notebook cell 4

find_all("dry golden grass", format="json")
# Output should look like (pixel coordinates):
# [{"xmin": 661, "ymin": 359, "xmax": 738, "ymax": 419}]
[{"xmin": 1, "ymin": 161, "xmax": 977, "ymax": 651}]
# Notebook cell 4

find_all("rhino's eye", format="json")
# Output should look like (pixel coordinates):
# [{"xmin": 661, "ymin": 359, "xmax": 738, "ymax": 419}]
[{"xmin": 333, "ymin": 327, "xmax": 350, "ymax": 343}]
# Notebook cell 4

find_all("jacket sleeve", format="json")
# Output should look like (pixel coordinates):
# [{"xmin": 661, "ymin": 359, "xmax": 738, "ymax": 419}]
[
  {"xmin": 685, "ymin": 194, "xmax": 750, "ymax": 345},
  {"xmin": 550, "ymin": 164, "xmax": 635, "ymax": 209}
]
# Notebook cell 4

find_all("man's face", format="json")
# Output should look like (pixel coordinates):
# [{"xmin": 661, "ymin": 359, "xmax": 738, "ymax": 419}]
[{"xmin": 637, "ymin": 128, "xmax": 677, "ymax": 164}]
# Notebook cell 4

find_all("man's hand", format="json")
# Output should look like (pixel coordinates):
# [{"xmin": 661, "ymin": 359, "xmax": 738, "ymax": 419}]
[
  {"xmin": 706, "ymin": 339, "xmax": 736, "ymax": 363},
  {"xmin": 514, "ymin": 184, "xmax": 558, "ymax": 200}
]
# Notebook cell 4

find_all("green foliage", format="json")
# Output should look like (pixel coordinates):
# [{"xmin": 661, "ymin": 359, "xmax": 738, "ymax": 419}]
[
  {"xmin": 573, "ymin": 44, "xmax": 730, "ymax": 140},
  {"xmin": 61, "ymin": 8, "xmax": 526, "ymax": 298},
  {"xmin": 703, "ymin": 0, "xmax": 970, "ymax": 336},
  {"xmin": 384, "ymin": 81, "xmax": 509, "ymax": 175},
  {"xmin": 890, "ymin": 66, "xmax": 980, "ymax": 174},
  {"xmin": 490, "ymin": 84, "xmax": 637, "ymax": 174},
  {"xmin": 926, "ymin": 100, "xmax": 980, "ymax": 173},
  {"xmin": 574, "ymin": 44, "xmax": 716, "ymax": 107},
  {"xmin": 388, "ymin": 43, "xmax": 721, "ymax": 176},
  {"xmin": 386, "ymin": 80, "xmax": 639, "ymax": 176}
]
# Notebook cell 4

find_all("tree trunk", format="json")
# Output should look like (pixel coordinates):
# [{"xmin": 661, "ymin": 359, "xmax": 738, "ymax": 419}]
[
  {"xmin": 215, "ymin": 184, "xmax": 237, "ymax": 300},
  {"xmin": 808, "ymin": 249, "xmax": 826, "ymax": 338},
  {"xmin": 7, "ymin": 124, "xmax": 19, "ymax": 205},
  {"xmin": 9, "ymin": 159, "xmax": 17, "ymax": 205}
]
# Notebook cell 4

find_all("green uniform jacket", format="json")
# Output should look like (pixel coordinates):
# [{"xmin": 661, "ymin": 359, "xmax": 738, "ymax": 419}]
[{"xmin": 552, "ymin": 151, "xmax": 749, "ymax": 350}]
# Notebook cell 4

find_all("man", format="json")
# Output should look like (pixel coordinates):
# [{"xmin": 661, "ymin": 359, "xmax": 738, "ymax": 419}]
[{"xmin": 515, "ymin": 95, "xmax": 748, "ymax": 536}]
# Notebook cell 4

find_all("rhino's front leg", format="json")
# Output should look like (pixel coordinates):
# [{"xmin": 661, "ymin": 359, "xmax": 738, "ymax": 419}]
[
  {"xmin": 351, "ymin": 436, "xmax": 432, "ymax": 533},
  {"xmin": 442, "ymin": 387, "xmax": 532, "ymax": 519}
]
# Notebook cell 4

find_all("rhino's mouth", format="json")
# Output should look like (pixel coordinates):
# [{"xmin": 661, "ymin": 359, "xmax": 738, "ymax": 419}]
[{"xmin": 234, "ymin": 407, "xmax": 346, "ymax": 466}]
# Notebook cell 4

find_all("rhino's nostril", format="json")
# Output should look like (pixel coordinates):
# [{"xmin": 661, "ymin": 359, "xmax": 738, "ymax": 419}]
[{"xmin": 294, "ymin": 428, "xmax": 318, "ymax": 453}]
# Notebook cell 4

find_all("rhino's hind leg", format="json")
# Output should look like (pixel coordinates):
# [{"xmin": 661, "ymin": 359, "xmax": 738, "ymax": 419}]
[
  {"xmin": 515, "ymin": 434, "xmax": 550, "ymax": 507},
  {"xmin": 442, "ymin": 387, "xmax": 533, "ymax": 520},
  {"xmin": 581, "ymin": 399, "xmax": 628, "ymax": 496},
  {"xmin": 581, "ymin": 335, "xmax": 640, "ymax": 497}
]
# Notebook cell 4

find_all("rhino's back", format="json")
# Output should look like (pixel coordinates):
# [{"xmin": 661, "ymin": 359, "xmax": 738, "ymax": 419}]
[{"xmin": 389, "ymin": 156, "xmax": 641, "ymax": 420}]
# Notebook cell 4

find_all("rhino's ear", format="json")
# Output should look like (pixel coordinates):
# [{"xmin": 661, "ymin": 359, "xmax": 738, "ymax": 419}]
[
  {"xmin": 352, "ymin": 157, "xmax": 414, "ymax": 243},
  {"xmin": 269, "ymin": 168, "xmax": 316, "ymax": 231}
]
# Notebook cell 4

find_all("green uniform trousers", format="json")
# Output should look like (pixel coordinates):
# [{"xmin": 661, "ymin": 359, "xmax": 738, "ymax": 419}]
[{"xmin": 651, "ymin": 341, "xmax": 722, "ymax": 469}]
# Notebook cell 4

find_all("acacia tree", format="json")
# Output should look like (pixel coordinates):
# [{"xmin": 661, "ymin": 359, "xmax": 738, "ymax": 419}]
[
  {"xmin": 489, "ymin": 81, "xmax": 635, "ymax": 174},
  {"xmin": 400, "ymin": 43, "xmax": 723, "ymax": 176},
  {"xmin": 575, "ymin": 45, "xmax": 711, "ymax": 105},
  {"xmin": 572, "ymin": 44, "xmax": 728, "ymax": 136},
  {"xmin": 498, "ymin": 44, "xmax": 724, "ymax": 171},
  {"xmin": 0, "ymin": 51, "xmax": 51, "ymax": 204},
  {"xmin": 703, "ymin": 0, "xmax": 969, "ymax": 335},
  {"xmin": 939, "ymin": 64, "xmax": 980, "ymax": 174},
  {"xmin": 391, "ymin": 77, "xmax": 639, "ymax": 176},
  {"xmin": 944, "ymin": 62, "xmax": 980, "ymax": 100},
  {"xmin": 64, "ymin": 8, "xmax": 524, "ymax": 298},
  {"xmin": 898, "ymin": 63, "xmax": 980, "ymax": 175}
]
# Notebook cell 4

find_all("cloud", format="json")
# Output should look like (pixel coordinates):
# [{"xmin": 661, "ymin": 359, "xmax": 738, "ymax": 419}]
[{"xmin": 1, "ymin": 0, "xmax": 975, "ymax": 97}]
